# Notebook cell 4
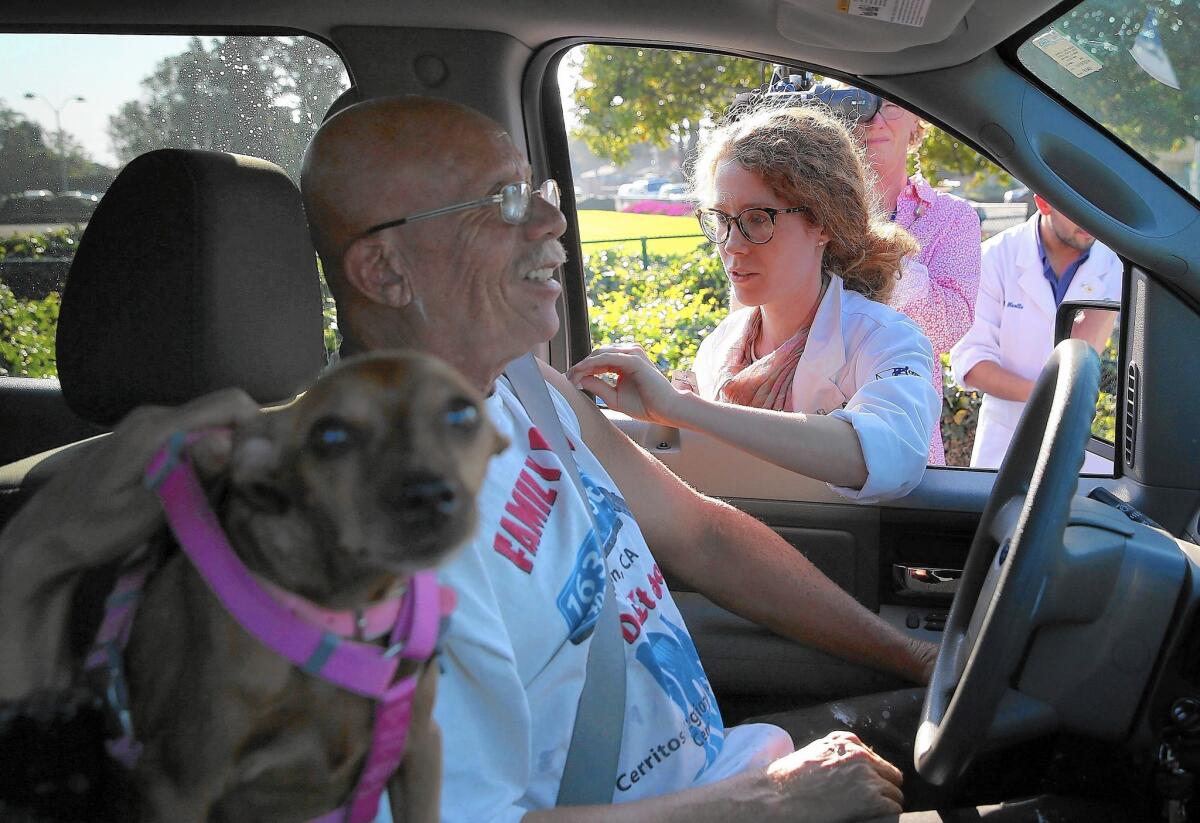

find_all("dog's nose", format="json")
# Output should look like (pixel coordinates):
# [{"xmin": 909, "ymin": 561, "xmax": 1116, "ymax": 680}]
[{"xmin": 383, "ymin": 473, "xmax": 459, "ymax": 523}]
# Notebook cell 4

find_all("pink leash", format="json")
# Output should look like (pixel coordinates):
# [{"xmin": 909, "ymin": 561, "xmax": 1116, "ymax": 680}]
[{"xmin": 86, "ymin": 431, "xmax": 454, "ymax": 823}]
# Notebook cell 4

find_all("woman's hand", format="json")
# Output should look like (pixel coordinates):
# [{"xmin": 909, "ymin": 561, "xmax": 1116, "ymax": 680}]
[{"xmin": 566, "ymin": 344, "xmax": 694, "ymax": 426}]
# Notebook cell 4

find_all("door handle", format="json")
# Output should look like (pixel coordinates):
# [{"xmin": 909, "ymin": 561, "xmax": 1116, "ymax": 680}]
[{"xmin": 893, "ymin": 564, "xmax": 961, "ymax": 596}]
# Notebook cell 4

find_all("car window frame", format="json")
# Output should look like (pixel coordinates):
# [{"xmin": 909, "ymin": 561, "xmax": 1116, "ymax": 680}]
[{"xmin": 534, "ymin": 37, "xmax": 1128, "ymax": 477}]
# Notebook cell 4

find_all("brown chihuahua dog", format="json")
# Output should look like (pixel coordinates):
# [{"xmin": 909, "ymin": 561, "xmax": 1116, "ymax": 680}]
[{"xmin": 114, "ymin": 351, "xmax": 507, "ymax": 823}]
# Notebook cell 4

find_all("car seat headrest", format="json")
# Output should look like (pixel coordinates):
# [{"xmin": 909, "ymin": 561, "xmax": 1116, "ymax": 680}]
[
  {"xmin": 56, "ymin": 149, "xmax": 326, "ymax": 426},
  {"xmin": 323, "ymin": 87, "xmax": 362, "ymax": 123}
]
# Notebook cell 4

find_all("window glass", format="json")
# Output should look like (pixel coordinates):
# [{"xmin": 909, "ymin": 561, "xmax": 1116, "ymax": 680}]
[
  {"xmin": 1017, "ymin": 1, "xmax": 1200, "ymax": 203},
  {"xmin": 559, "ymin": 44, "xmax": 1046, "ymax": 470},
  {"xmin": 0, "ymin": 34, "xmax": 350, "ymax": 378}
]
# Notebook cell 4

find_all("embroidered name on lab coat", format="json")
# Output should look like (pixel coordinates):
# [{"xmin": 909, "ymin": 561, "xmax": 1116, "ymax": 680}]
[{"xmin": 1005, "ymin": 301, "xmax": 1024, "ymax": 309}]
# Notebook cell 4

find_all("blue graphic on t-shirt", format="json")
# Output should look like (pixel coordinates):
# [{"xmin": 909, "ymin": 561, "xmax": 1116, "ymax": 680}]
[
  {"xmin": 555, "ymin": 473, "xmax": 628, "ymax": 644},
  {"xmin": 635, "ymin": 617, "xmax": 725, "ymax": 780}
]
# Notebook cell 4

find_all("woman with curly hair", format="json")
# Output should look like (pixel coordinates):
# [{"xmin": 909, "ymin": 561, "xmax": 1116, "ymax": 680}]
[{"xmin": 568, "ymin": 105, "xmax": 940, "ymax": 502}]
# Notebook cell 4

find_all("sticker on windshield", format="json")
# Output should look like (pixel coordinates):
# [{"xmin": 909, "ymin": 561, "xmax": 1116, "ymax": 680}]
[
  {"xmin": 1032, "ymin": 29, "xmax": 1103, "ymax": 79},
  {"xmin": 836, "ymin": 0, "xmax": 928, "ymax": 28}
]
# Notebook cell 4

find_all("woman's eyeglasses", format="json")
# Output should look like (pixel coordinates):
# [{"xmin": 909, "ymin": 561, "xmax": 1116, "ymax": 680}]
[{"xmin": 695, "ymin": 205, "xmax": 810, "ymax": 245}]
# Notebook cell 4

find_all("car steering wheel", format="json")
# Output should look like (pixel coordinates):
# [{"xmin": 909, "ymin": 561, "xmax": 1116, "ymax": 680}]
[{"xmin": 914, "ymin": 340, "xmax": 1101, "ymax": 785}]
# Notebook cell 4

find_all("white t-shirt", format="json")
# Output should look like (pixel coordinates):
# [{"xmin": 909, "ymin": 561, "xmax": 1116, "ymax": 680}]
[{"xmin": 431, "ymin": 377, "xmax": 791, "ymax": 822}]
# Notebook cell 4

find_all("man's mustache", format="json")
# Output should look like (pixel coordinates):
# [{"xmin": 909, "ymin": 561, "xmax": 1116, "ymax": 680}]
[{"xmin": 520, "ymin": 239, "xmax": 568, "ymax": 271}]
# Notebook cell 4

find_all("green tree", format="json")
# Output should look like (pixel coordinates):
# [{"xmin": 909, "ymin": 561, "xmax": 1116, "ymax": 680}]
[
  {"xmin": 108, "ymin": 36, "xmax": 348, "ymax": 181},
  {"xmin": 570, "ymin": 46, "xmax": 765, "ymax": 166},
  {"xmin": 0, "ymin": 106, "xmax": 112, "ymax": 196},
  {"xmin": 569, "ymin": 46, "xmax": 1013, "ymax": 195},
  {"xmin": 0, "ymin": 108, "xmax": 56, "ymax": 194},
  {"xmin": 917, "ymin": 128, "xmax": 1012, "ymax": 195}
]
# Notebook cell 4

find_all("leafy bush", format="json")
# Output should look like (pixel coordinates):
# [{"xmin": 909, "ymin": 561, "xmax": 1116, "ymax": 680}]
[
  {"xmin": 1094, "ymin": 334, "xmax": 1119, "ymax": 444},
  {"xmin": 316, "ymin": 261, "xmax": 341, "ymax": 361},
  {"xmin": 940, "ymin": 353, "xmax": 980, "ymax": 467},
  {"xmin": 586, "ymin": 247, "xmax": 728, "ymax": 374},
  {"xmin": 0, "ymin": 228, "xmax": 78, "ymax": 377},
  {"xmin": 0, "ymin": 226, "xmax": 82, "ymax": 261},
  {"xmin": 0, "ymin": 281, "xmax": 59, "ymax": 377}
]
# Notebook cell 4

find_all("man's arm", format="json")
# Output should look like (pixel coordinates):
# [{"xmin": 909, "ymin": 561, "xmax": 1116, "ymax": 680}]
[
  {"xmin": 523, "ymin": 732, "xmax": 903, "ymax": 823},
  {"xmin": 541, "ymin": 364, "xmax": 936, "ymax": 685},
  {"xmin": 961, "ymin": 361, "xmax": 1034, "ymax": 403}
]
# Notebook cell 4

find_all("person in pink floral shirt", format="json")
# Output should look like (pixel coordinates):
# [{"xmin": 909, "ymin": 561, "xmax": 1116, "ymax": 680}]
[{"xmin": 860, "ymin": 99, "xmax": 982, "ymax": 465}]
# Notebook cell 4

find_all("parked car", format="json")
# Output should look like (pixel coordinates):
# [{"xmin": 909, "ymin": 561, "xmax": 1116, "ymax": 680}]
[
  {"xmin": 1003, "ymin": 184, "xmax": 1037, "ymax": 218},
  {"xmin": 0, "ymin": 190, "xmax": 100, "ymax": 225},
  {"xmin": 2, "ymin": 1, "xmax": 1199, "ymax": 820}
]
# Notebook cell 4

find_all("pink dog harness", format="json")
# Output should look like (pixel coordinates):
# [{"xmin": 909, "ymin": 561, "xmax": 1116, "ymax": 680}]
[{"xmin": 86, "ymin": 431, "xmax": 454, "ymax": 823}]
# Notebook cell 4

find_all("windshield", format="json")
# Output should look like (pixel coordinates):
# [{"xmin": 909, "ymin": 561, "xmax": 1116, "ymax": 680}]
[{"xmin": 1017, "ymin": 1, "xmax": 1199, "ymax": 202}]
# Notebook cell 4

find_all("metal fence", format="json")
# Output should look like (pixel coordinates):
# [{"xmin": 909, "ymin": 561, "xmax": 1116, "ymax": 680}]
[{"xmin": 579, "ymin": 234, "xmax": 708, "ymax": 269}]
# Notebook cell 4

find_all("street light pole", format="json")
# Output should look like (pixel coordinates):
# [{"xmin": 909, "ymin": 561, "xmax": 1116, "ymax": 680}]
[{"xmin": 23, "ymin": 93, "xmax": 86, "ymax": 193}]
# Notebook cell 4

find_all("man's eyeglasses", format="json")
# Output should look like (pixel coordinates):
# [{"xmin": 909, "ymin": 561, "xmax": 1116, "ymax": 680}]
[
  {"xmin": 876, "ymin": 101, "xmax": 908, "ymax": 122},
  {"xmin": 362, "ymin": 179, "xmax": 560, "ymax": 236},
  {"xmin": 696, "ymin": 205, "xmax": 810, "ymax": 245}
]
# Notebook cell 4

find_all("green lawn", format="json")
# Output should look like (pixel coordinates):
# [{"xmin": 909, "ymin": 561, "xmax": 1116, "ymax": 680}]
[{"xmin": 577, "ymin": 210, "xmax": 710, "ymax": 257}]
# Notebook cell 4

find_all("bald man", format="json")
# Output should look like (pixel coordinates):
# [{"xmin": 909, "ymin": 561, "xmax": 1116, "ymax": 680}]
[{"xmin": 298, "ymin": 97, "xmax": 935, "ymax": 821}]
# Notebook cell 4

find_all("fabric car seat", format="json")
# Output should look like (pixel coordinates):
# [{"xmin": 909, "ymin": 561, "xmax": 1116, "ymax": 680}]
[{"xmin": 0, "ymin": 148, "xmax": 327, "ymax": 526}]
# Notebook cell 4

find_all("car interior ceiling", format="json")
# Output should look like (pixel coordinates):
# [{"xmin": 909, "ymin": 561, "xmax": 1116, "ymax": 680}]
[{"xmin": 3, "ymin": 0, "xmax": 1200, "ymax": 817}]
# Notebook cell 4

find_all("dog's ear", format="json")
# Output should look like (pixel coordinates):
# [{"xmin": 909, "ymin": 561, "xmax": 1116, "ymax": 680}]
[
  {"xmin": 227, "ymin": 417, "xmax": 294, "ymax": 515},
  {"xmin": 342, "ymin": 235, "xmax": 413, "ymax": 309}
]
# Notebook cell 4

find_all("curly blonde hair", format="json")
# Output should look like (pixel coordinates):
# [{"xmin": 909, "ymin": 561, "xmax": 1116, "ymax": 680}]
[{"xmin": 692, "ymin": 104, "xmax": 918, "ymax": 302}]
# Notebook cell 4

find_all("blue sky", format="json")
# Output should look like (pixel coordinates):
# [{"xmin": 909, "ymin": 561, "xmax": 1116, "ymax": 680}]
[{"xmin": 1, "ymin": 34, "xmax": 208, "ymax": 166}]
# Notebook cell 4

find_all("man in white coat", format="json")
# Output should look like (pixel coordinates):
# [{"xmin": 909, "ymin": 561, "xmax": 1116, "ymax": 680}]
[{"xmin": 950, "ymin": 194, "xmax": 1121, "ymax": 470}]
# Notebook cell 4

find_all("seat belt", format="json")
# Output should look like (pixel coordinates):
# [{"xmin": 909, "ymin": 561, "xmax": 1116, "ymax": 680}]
[{"xmin": 504, "ymin": 353, "xmax": 626, "ymax": 807}]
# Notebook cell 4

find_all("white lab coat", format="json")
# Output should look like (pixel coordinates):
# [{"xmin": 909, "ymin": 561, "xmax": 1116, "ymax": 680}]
[
  {"xmin": 694, "ymin": 274, "xmax": 940, "ymax": 503},
  {"xmin": 949, "ymin": 215, "xmax": 1122, "ymax": 469}
]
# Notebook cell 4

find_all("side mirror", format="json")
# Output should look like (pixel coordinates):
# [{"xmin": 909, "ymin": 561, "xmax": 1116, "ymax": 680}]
[
  {"xmin": 1055, "ymin": 299, "xmax": 1120, "ymax": 349},
  {"xmin": 1055, "ymin": 299, "xmax": 1121, "ymax": 467}
]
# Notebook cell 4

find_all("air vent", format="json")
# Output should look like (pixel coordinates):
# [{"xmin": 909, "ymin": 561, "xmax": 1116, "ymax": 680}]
[{"xmin": 1124, "ymin": 363, "xmax": 1139, "ymax": 467}]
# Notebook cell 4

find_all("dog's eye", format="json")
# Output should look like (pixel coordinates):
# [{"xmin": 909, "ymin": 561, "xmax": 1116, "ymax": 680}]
[
  {"xmin": 307, "ymin": 416, "xmax": 361, "ymax": 458},
  {"xmin": 444, "ymin": 398, "xmax": 480, "ymax": 432}
]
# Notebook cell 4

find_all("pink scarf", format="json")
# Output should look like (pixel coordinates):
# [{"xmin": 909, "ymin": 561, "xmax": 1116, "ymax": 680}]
[
  {"xmin": 715, "ymin": 310, "xmax": 810, "ymax": 410},
  {"xmin": 715, "ymin": 277, "xmax": 827, "ymax": 411}
]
